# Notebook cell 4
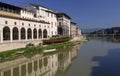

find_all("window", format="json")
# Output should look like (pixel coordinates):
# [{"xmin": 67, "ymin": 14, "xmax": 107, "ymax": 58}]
[
  {"xmin": 59, "ymin": 22, "xmax": 61, "ymax": 26},
  {"xmin": 39, "ymin": 25, "xmax": 41, "ymax": 27},
  {"xmin": 5, "ymin": 21, "xmax": 8, "ymax": 24},
  {"xmin": 34, "ymin": 14, "xmax": 37, "ymax": 17},
  {"xmin": 29, "ymin": 23, "xmax": 30, "ymax": 26},
  {"xmin": 22, "ymin": 23, "xmax": 24, "ymax": 25},
  {"xmin": 55, "ymin": 22, "xmax": 57, "ymax": 26},
  {"xmin": 51, "ymin": 31, "xmax": 53, "ymax": 35},
  {"xmin": 14, "ymin": 22, "xmax": 17, "ymax": 25}
]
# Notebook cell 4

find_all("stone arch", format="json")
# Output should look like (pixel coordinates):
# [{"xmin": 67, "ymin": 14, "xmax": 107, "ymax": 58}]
[
  {"xmin": 3, "ymin": 26, "xmax": 10, "ymax": 40},
  {"xmin": 44, "ymin": 57, "xmax": 48, "ymax": 67},
  {"xmin": 38, "ymin": 29, "xmax": 42, "ymax": 38},
  {"xmin": 27, "ymin": 28, "xmax": 32, "ymax": 39},
  {"xmin": 39, "ymin": 59, "xmax": 42, "ymax": 69},
  {"xmin": 13, "ymin": 27, "xmax": 19, "ymax": 40},
  {"xmin": 33, "ymin": 28, "xmax": 37, "ymax": 39},
  {"xmin": 58, "ymin": 27, "xmax": 63, "ymax": 35},
  {"xmin": 43, "ymin": 29, "xmax": 47, "ymax": 38},
  {"xmin": 21, "ymin": 28, "xmax": 26, "ymax": 39}
]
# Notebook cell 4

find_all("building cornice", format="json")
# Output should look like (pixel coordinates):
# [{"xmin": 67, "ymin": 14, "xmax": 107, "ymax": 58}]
[{"xmin": 56, "ymin": 12, "xmax": 71, "ymax": 19}]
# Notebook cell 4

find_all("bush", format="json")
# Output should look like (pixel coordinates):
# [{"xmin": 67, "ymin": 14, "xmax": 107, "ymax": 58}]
[
  {"xmin": 43, "ymin": 36, "xmax": 71, "ymax": 44},
  {"xmin": 26, "ymin": 43, "xmax": 35, "ymax": 48}
]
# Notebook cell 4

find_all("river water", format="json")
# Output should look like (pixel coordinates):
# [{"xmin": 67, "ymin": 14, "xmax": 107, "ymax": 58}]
[{"xmin": 0, "ymin": 39, "xmax": 120, "ymax": 76}]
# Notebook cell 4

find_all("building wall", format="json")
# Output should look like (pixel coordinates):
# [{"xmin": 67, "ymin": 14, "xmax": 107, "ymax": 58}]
[
  {"xmin": 21, "ymin": 10, "xmax": 34, "ymax": 20},
  {"xmin": 57, "ymin": 15, "xmax": 71, "ymax": 36},
  {"xmin": 0, "ymin": 2, "xmax": 83, "ymax": 52},
  {"xmin": 70, "ymin": 23, "xmax": 77, "ymax": 37},
  {"xmin": 70, "ymin": 22, "xmax": 82, "ymax": 37},
  {"xmin": 22, "ymin": 4, "xmax": 58, "ymax": 38},
  {"xmin": 76, "ymin": 28, "xmax": 82, "ymax": 36},
  {"xmin": 0, "ymin": 16, "xmax": 50, "ymax": 51},
  {"xmin": 0, "ymin": 17, "xmax": 50, "ymax": 42},
  {"xmin": 47, "ymin": 12, "xmax": 57, "ymax": 37}
]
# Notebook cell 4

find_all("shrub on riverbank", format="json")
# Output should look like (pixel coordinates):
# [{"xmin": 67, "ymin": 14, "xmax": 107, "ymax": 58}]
[
  {"xmin": 43, "ymin": 36, "xmax": 71, "ymax": 44},
  {"xmin": 0, "ymin": 41, "xmax": 75, "ymax": 62}
]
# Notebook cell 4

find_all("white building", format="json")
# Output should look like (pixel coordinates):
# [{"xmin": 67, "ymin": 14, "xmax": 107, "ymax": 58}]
[
  {"xmin": 0, "ymin": 2, "xmax": 52, "ymax": 51},
  {"xmin": 56, "ymin": 12, "xmax": 71, "ymax": 36},
  {"xmin": 22, "ymin": 4, "xmax": 58, "ymax": 37},
  {"xmin": 0, "ymin": 2, "xmax": 82, "ymax": 52},
  {"xmin": 70, "ymin": 22, "xmax": 82, "ymax": 37}
]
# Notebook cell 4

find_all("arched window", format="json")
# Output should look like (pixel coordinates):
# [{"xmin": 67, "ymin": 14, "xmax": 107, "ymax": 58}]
[
  {"xmin": 21, "ymin": 28, "xmax": 26, "ymax": 39},
  {"xmin": 3, "ymin": 26, "xmax": 10, "ymax": 40},
  {"xmin": 33, "ymin": 28, "xmax": 37, "ymax": 39},
  {"xmin": 43, "ymin": 29, "xmax": 47, "ymax": 38},
  {"xmin": 38, "ymin": 29, "xmax": 42, "ymax": 38},
  {"xmin": 13, "ymin": 27, "xmax": 19, "ymax": 40},
  {"xmin": 39, "ymin": 59, "xmax": 42, "ymax": 69},
  {"xmin": 58, "ymin": 27, "xmax": 63, "ymax": 35},
  {"xmin": 27, "ymin": 28, "xmax": 32, "ymax": 39},
  {"xmin": 44, "ymin": 57, "xmax": 48, "ymax": 67}
]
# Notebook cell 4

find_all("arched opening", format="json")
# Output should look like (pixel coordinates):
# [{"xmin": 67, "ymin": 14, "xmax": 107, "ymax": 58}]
[
  {"xmin": 44, "ymin": 57, "xmax": 48, "ymax": 67},
  {"xmin": 38, "ymin": 29, "xmax": 42, "ymax": 38},
  {"xmin": 28, "ymin": 62, "xmax": 32, "ymax": 74},
  {"xmin": 33, "ymin": 28, "xmax": 37, "ymax": 39},
  {"xmin": 43, "ymin": 29, "xmax": 47, "ymax": 38},
  {"xmin": 13, "ymin": 27, "xmax": 19, "ymax": 40},
  {"xmin": 21, "ymin": 64, "xmax": 26, "ymax": 76},
  {"xmin": 58, "ymin": 27, "xmax": 63, "ymax": 35},
  {"xmin": 34, "ymin": 60, "xmax": 38, "ymax": 71},
  {"xmin": 21, "ymin": 28, "xmax": 26, "ymax": 39},
  {"xmin": 39, "ymin": 59, "xmax": 42, "ymax": 69},
  {"xmin": 3, "ymin": 26, "xmax": 10, "ymax": 40},
  {"xmin": 27, "ymin": 28, "xmax": 32, "ymax": 39}
]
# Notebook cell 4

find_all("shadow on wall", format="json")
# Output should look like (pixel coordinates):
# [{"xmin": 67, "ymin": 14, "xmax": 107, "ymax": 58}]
[{"xmin": 91, "ymin": 48, "xmax": 120, "ymax": 76}]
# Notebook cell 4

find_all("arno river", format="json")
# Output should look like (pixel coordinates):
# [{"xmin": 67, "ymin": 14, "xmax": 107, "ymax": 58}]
[{"xmin": 0, "ymin": 38, "xmax": 120, "ymax": 76}]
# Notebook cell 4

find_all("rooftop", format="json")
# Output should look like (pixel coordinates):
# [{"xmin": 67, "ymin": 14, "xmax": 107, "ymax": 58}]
[
  {"xmin": 56, "ymin": 12, "xmax": 71, "ymax": 19},
  {"xmin": 0, "ymin": 2, "xmax": 22, "ymax": 10}
]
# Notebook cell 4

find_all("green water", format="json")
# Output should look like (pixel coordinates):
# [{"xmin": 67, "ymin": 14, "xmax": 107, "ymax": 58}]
[{"xmin": 1, "ymin": 39, "xmax": 120, "ymax": 76}]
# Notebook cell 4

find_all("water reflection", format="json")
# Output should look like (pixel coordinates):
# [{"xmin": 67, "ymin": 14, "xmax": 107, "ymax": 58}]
[
  {"xmin": 94, "ymin": 37, "xmax": 120, "ymax": 43},
  {"xmin": 0, "ymin": 44, "xmax": 81, "ymax": 76},
  {"xmin": 91, "ymin": 48, "xmax": 120, "ymax": 76}
]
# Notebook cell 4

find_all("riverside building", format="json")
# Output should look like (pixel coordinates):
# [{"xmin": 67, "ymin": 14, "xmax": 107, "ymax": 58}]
[
  {"xmin": 0, "ymin": 2, "xmax": 52, "ymax": 51},
  {"xmin": 22, "ymin": 4, "xmax": 58, "ymax": 37},
  {"xmin": 70, "ymin": 22, "xmax": 82, "ymax": 37},
  {"xmin": 0, "ymin": 2, "xmax": 82, "ymax": 52},
  {"xmin": 56, "ymin": 12, "xmax": 71, "ymax": 36}
]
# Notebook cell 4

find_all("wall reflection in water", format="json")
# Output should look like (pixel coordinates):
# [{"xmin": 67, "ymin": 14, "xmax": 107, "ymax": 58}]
[{"xmin": 0, "ymin": 44, "xmax": 81, "ymax": 76}]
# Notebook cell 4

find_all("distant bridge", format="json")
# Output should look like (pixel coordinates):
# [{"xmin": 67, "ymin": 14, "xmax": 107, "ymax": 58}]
[{"xmin": 85, "ymin": 34, "xmax": 120, "ymax": 37}]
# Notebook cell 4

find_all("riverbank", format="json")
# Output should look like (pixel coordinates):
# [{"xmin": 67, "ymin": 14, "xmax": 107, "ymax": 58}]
[{"xmin": 0, "ymin": 40, "xmax": 84, "ymax": 62}]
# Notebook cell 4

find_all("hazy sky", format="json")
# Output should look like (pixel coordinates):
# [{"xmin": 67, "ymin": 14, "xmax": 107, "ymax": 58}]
[{"xmin": 1, "ymin": 0, "xmax": 120, "ymax": 29}]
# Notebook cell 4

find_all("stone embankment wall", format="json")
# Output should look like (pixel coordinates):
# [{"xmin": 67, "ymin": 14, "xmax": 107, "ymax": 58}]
[
  {"xmin": 71, "ymin": 35, "xmax": 86, "ymax": 41},
  {"xmin": 0, "ymin": 40, "xmax": 42, "ymax": 52}
]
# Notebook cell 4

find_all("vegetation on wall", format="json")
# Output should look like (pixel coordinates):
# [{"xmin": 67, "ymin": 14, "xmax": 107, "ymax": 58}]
[
  {"xmin": 0, "ymin": 41, "xmax": 75, "ymax": 62},
  {"xmin": 43, "ymin": 36, "xmax": 71, "ymax": 44}
]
